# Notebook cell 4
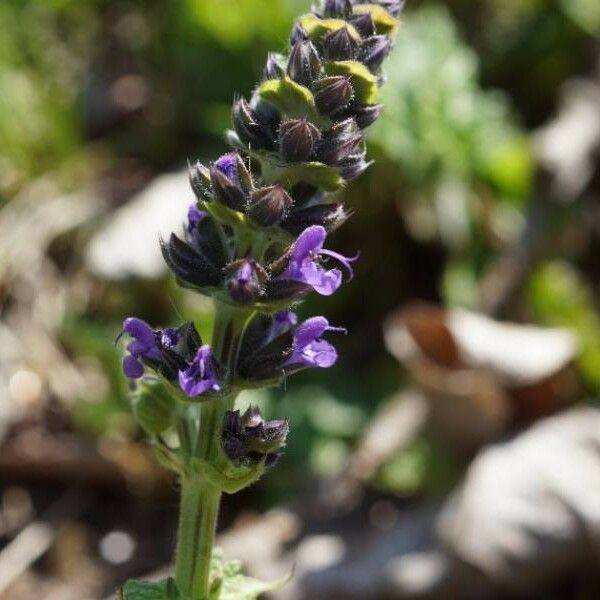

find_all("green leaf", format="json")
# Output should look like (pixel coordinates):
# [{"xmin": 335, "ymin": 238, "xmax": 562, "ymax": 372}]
[
  {"xmin": 258, "ymin": 154, "xmax": 344, "ymax": 191},
  {"xmin": 119, "ymin": 579, "xmax": 179, "ymax": 600},
  {"xmin": 135, "ymin": 381, "xmax": 178, "ymax": 434},
  {"xmin": 258, "ymin": 77, "xmax": 320, "ymax": 122},
  {"xmin": 298, "ymin": 13, "xmax": 361, "ymax": 44},
  {"xmin": 352, "ymin": 4, "xmax": 400, "ymax": 35},
  {"xmin": 209, "ymin": 550, "xmax": 292, "ymax": 600},
  {"xmin": 324, "ymin": 61, "xmax": 379, "ymax": 104}
]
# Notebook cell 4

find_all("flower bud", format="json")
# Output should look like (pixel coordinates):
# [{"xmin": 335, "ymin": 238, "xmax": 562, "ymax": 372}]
[
  {"xmin": 348, "ymin": 13, "xmax": 376, "ymax": 37},
  {"xmin": 322, "ymin": 0, "xmax": 352, "ymax": 18},
  {"xmin": 249, "ymin": 184, "xmax": 294, "ymax": 226},
  {"xmin": 209, "ymin": 153, "xmax": 251, "ymax": 212},
  {"xmin": 232, "ymin": 98, "xmax": 274, "ymax": 150},
  {"xmin": 317, "ymin": 118, "xmax": 362, "ymax": 166},
  {"xmin": 287, "ymin": 38, "xmax": 321, "ymax": 88},
  {"xmin": 339, "ymin": 150, "xmax": 371, "ymax": 180},
  {"xmin": 378, "ymin": 0, "xmax": 405, "ymax": 17},
  {"xmin": 264, "ymin": 52, "xmax": 285, "ymax": 80},
  {"xmin": 281, "ymin": 202, "xmax": 348, "ymax": 236},
  {"xmin": 289, "ymin": 21, "xmax": 308, "ymax": 46},
  {"xmin": 323, "ymin": 27, "xmax": 358, "ymax": 61},
  {"xmin": 188, "ymin": 161, "xmax": 212, "ymax": 201},
  {"xmin": 222, "ymin": 407, "xmax": 289, "ymax": 467},
  {"xmin": 226, "ymin": 259, "xmax": 263, "ymax": 304},
  {"xmin": 359, "ymin": 36, "xmax": 393, "ymax": 72},
  {"xmin": 352, "ymin": 103, "xmax": 383, "ymax": 129},
  {"xmin": 279, "ymin": 118, "xmax": 322, "ymax": 163},
  {"xmin": 161, "ymin": 232, "xmax": 225, "ymax": 291},
  {"xmin": 313, "ymin": 76, "xmax": 354, "ymax": 116}
]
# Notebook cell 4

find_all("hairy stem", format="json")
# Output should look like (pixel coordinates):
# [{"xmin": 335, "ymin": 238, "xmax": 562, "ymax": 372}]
[{"xmin": 174, "ymin": 302, "xmax": 251, "ymax": 599}]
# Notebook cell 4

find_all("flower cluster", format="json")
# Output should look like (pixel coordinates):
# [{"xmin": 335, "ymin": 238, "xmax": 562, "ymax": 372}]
[
  {"xmin": 118, "ymin": 0, "xmax": 405, "ymax": 467},
  {"xmin": 222, "ymin": 406, "xmax": 289, "ymax": 467}
]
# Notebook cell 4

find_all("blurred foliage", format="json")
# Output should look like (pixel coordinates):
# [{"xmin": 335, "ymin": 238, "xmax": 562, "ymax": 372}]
[
  {"xmin": 528, "ymin": 261, "xmax": 600, "ymax": 395},
  {"xmin": 2, "ymin": 0, "xmax": 600, "ymax": 511},
  {"xmin": 375, "ymin": 435, "xmax": 461, "ymax": 496},
  {"xmin": 373, "ymin": 6, "xmax": 532, "ymax": 202}
]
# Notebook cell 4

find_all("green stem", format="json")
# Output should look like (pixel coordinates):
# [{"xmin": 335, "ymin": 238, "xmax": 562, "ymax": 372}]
[
  {"xmin": 175, "ymin": 473, "xmax": 220, "ymax": 599},
  {"xmin": 174, "ymin": 301, "xmax": 251, "ymax": 599}
]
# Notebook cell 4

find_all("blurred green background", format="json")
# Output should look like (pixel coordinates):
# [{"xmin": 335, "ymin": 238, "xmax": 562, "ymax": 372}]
[{"xmin": 1, "ymin": 0, "xmax": 600, "ymax": 597}]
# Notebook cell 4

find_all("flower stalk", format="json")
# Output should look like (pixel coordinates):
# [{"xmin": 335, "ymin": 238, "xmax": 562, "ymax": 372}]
[{"xmin": 116, "ymin": 1, "xmax": 406, "ymax": 598}]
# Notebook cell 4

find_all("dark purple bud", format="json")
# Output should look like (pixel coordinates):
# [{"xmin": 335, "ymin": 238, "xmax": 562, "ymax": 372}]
[
  {"xmin": 232, "ymin": 98, "xmax": 275, "ymax": 150},
  {"xmin": 317, "ymin": 118, "xmax": 362, "ymax": 166},
  {"xmin": 187, "ymin": 204, "xmax": 206, "ymax": 233},
  {"xmin": 323, "ymin": 27, "xmax": 358, "ymax": 61},
  {"xmin": 236, "ymin": 313, "xmax": 295, "ymax": 381},
  {"xmin": 323, "ymin": 0, "xmax": 352, "ymax": 18},
  {"xmin": 348, "ymin": 13, "xmax": 376, "ymax": 38},
  {"xmin": 264, "ymin": 52, "xmax": 286, "ymax": 80},
  {"xmin": 287, "ymin": 38, "xmax": 321, "ymax": 88},
  {"xmin": 359, "ymin": 36, "xmax": 393, "ymax": 71},
  {"xmin": 279, "ymin": 118, "xmax": 322, "ymax": 163},
  {"xmin": 249, "ymin": 184, "xmax": 294, "ymax": 226},
  {"xmin": 377, "ymin": 0, "xmax": 405, "ymax": 18},
  {"xmin": 281, "ymin": 202, "xmax": 349, "ymax": 236},
  {"xmin": 160, "ymin": 233, "xmax": 225, "ymax": 290},
  {"xmin": 226, "ymin": 259, "xmax": 262, "ymax": 304},
  {"xmin": 188, "ymin": 161, "xmax": 212, "ymax": 201},
  {"xmin": 352, "ymin": 103, "xmax": 384, "ymax": 129},
  {"xmin": 222, "ymin": 407, "xmax": 288, "ymax": 467},
  {"xmin": 290, "ymin": 21, "xmax": 309, "ymax": 46},
  {"xmin": 210, "ymin": 153, "xmax": 252, "ymax": 212},
  {"xmin": 339, "ymin": 150, "xmax": 372, "ymax": 180},
  {"xmin": 313, "ymin": 76, "xmax": 354, "ymax": 116}
]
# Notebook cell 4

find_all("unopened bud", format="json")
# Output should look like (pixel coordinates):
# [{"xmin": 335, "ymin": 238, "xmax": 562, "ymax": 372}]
[
  {"xmin": 359, "ymin": 36, "xmax": 392, "ymax": 71},
  {"xmin": 232, "ymin": 98, "xmax": 274, "ymax": 150},
  {"xmin": 222, "ymin": 407, "xmax": 289, "ymax": 467},
  {"xmin": 287, "ymin": 39, "xmax": 321, "ymax": 88},
  {"xmin": 313, "ymin": 76, "xmax": 354, "ymax": 116},
  {"xmin": 279, "ymin": 118, "xmax": 322, "ymax": 163},
  {"xmin": 226, "ymin": 259, "xmax": 263, "ymax": 304},
  {"xmin": 323, "ymin": 0, "xmax": 352, "ymax": 18},
  {"xmin": 317, "ymin": 118, "xmax": 362, "ymax": 166},
  {"xmin": 323, "ymin": 26, "xmax": 358, "ymax": 61},
  {"xmin": 264, "ymin": 52, "xmax": 286, "ymax": 80},
  {"xmin": 348, "ymin": 13, "xmax": 376, "ymax": 37},
  {"xmin": 352, "ymin": 103, "xmax": 384, "ymax": 129},
  {"xmin": 188, "ymin": 161, "xmax": 212, "ymax": 201},
  {"xmin": 249, "ymin": 185, "xmax": 294, "ymax": 226}
]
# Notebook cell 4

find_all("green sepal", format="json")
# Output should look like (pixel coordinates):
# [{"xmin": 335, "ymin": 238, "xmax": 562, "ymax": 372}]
[
  {"xmin": 202, "ymin": 200, "xmax": 247, "ymax": 230},
  {"xmin": 134, "ymin": 380, "xmax": 178, "ymax": 434},
  {"xmin": 258, "ymin": 153, "xmax": 344, "ymax": 191},
  {"xmin": 258, "ymin": 77, "xmax": 322, "ymax": 122},
  {"xmin": 189, "ymin": 458, "xmax": 265, "ymax": 494},
  {"xmin": 209, "ymin": 549, "xmax": 292, "ymax": 600},
  {"xmin": 352, "ymin": 4, "xmax": 400, "ymax": 35},
  {"xmin": 118, "ymin": 578, "xmax": 180, "ymax": 600},
  {"xmin": 324, "ymin": 60, "xmax": 379, "ymax": 104},
  {"xmin": 298, "ymin": 13, "xmax": 361, "ymax": 44}
]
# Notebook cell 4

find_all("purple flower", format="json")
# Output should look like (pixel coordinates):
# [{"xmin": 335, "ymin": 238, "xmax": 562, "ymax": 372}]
[
  {"xmin": 118, "ymin": 318, "xmax": 178, "ymax": 379},
  {"xmin": 271, "ymin": 310, "xmax": 298, "ymax": 339},
  {"xmin": 178, "ymin": 345, "xmax": 221, "ymax": 397},
  {"xmin": 187, "ymin": 204, "xmax": 206, "ymax": 233},
  {"xmin": 288, "ymin": 316, "xmax": 345, "ymax": 368},
  {"xmin": 280, "ymin": 225, "xmax": 357, "ymax": 296}
]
